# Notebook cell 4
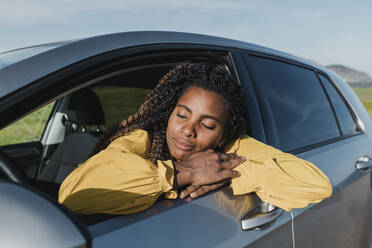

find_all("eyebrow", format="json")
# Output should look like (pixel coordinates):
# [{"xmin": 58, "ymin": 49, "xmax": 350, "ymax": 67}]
[{"xmin": 177, "ymin": 104, "xmax": 221, "ymax": 122}]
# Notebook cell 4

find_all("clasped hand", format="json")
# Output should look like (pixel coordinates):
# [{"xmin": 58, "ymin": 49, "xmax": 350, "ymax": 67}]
[{"xmin": 173, "ymin": 149, "xmax": 246, "ymax": 200}]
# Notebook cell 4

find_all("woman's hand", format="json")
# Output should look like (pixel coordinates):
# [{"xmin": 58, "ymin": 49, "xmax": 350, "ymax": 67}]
[
  {"xmin": 173, "ymin": 149, "xmax": 245, "ymax": 188},
  {"xmin": 179, "ymin": 181, "xmax": 228, "ymax": 199}
]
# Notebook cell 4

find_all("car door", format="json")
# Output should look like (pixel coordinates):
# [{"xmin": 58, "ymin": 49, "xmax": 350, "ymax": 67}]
[
  {"xmin": 1, "ymin": 36, "xmax": 335, "ymax": 247},
  {"xmin": 242, "ymin": 53, "xmax": 372, "ymax": 247},
  {"xmin": 293, "ymin": 74, "xmax": 372, "ymax": 248},
  {"xmin": 51, "ymin": 47, "xmax": 293, "ymax": 247},
  {"xmin": 0, "ymin": 40, "xmax": 289, "ymax": 247}
]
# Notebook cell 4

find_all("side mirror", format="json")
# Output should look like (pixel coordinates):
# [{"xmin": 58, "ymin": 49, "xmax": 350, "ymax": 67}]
[
  {"xmin": 240, "ymin": 202, "xmax": 283, "ymax": 231},
  {"xmin": 0, "ymin": 180, "xmax": 89, "ymax": 247}
]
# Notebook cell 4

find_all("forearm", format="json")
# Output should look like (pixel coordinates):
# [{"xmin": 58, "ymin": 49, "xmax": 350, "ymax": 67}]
[
  {"xmin": 232, "ymin": 154, "xmax": 332, "ymax": 196},
  {"xmin": 228, "ymin": 137, "xmax": 332, "ymax": 211},
  {"xmin": 59, "ymin": 149, "xmax": 175, "ymax": 215}
]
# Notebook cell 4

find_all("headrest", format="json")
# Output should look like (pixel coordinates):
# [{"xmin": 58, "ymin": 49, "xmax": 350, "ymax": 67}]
[{"xmin": 66, "ymin": 89, "xmax": 105, "ymax": 126}]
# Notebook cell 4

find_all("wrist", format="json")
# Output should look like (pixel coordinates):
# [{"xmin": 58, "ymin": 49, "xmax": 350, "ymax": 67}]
[{"xmin": 173, "ymin": 160, "xmax": 193, "ymax": 188}]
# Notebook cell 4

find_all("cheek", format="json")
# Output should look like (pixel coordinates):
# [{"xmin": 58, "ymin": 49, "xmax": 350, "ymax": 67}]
[
  {"xmin": 198, "ymin": 128, "xmax": 224, "ymax": 150},
  {"xmin": 166, "ymin": 113, "xmax": 178, "ymax": 145},
  {"xmin": 166, "ymin": 113, "xmax": 178, "ymax": 135},
  {"xmin": 166, "ymin": 117, "xmax": 172, "ymax": 141}
]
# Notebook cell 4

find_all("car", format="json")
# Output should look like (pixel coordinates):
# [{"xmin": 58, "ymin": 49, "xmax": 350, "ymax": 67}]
[{"xmin": 0, "ymin": 31, "xmax": 371, "ymax": 248}]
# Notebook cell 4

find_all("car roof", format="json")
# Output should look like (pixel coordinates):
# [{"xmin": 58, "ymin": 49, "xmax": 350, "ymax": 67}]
[{"xmin": 0, "ymin": 31, "xmax": 325, "ymax": 99}]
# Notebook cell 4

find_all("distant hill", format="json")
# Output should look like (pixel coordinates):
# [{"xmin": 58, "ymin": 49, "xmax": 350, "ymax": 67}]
[{"xmin": 326, "ymin": 64, "xmax": 372, "ymax": 88}]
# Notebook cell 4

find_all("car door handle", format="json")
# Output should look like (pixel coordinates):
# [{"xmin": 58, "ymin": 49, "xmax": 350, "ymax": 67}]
[
  {"xmin": 355, "ymin": 156, "xmax": 372, "ymax": 171},
  {"xmin": 240, "ymin": 202, "xmax": 283, "ymax": 231}
]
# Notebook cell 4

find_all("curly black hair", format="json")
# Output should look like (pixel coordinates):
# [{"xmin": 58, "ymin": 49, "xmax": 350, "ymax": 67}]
[{"xmin": 94, "ymin": 62, "xmax": 250, "ymax": 163}]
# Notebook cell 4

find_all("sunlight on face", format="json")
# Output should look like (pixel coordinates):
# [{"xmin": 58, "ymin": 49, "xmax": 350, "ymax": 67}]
[{"xmin": 166, "ymin": 86, "xmax": 229, "ymax": 160}]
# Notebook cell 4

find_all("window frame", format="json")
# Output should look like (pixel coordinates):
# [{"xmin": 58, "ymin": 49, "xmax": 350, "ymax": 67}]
[
  {"xmin": 23, "ymin": 47, "xmax": 247, "ymax": 183},
  {"xmin": 47, "ymin": 47, "xmax": 255, "ymax": 226},
  {"xmin": 316, "ymin": 72, "xmax": 360, "ymax": 136},
  {"xmin": 0, "ymin": 44, "xmax": 238, "ymax": 129},
  {"xmin": 242, "ymin": 51, "xmax": 362, "ymax": 154},
  {"xmin": 230, "ymin": 50, "xmax": 265, "ymax": 142},
  {"xmin": 0, "ymin": 46, "xmax": 236, "ymax": 220}
]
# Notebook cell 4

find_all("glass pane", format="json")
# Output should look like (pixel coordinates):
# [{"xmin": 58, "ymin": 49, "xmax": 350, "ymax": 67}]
[
  {"xmin": 0, "ymin": 102, "xmax": 55, "ymax": 145},
  {"xmin": 251, "ymin": 57, "xmax": 340, "ymax": 151},
  {"xmin": 319, "ymin": 74, "xmax": 357, "ymax": 135}
]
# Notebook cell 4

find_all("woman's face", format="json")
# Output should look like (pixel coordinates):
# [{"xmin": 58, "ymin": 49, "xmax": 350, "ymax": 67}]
[{"xmin": 166, "ymin": 86, "xmax": 229, "ymax": 160}]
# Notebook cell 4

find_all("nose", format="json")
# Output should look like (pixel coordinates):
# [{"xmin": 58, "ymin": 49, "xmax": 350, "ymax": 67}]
[{"xmin": 182, "ymin": 122, "xmax": 197, "ymax": 138}]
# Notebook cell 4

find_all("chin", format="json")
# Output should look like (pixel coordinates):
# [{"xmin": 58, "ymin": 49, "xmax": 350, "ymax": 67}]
[
  {"xmin": 172, "ymin": 153, "xmax": 188, "ymax": 161},
  {"xmin": 171, "ymin": 150, "xmax": 193, "ymax": 161}
]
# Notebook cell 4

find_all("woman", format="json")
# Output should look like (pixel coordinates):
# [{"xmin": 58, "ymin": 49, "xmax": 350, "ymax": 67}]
[{"xmin": 59, "ymin": 63, "xmax": 332, "ymax": 215}]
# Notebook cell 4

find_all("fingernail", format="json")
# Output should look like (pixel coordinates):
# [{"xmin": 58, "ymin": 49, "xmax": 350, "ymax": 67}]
[
  {"xmin": 190, "ymin": 192, "xmax": 196, "ymax": 198},
  {"xmin": 233, "ymin": 170, "xmax": 241, "ymax": 177},
  {"xmin": 240, "ymin": 156, "xmax": 246, "ymax": 160},
  {"xmin": 179, "ymin": 192, "xmax": 185, "ymax": 199}
]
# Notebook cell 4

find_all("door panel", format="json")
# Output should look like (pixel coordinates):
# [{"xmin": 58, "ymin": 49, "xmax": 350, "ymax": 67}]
[
  {"xmin": 294, "ymin": 134, "xmax": 372, "ymax": 247},
  {"xmin": 89, "ymin": 192, "xmax": 294, "ymax": 248},
  {"xmin": 1, "ymin": 141, "xmax": 43, "ymax": 178},
  {"xmin": 247, "ymin": 134, "xmax": 372, "ymax": 247},
  {"xmin": 247, "ymin": 221, "xmax": 293, "ymax": 248}
]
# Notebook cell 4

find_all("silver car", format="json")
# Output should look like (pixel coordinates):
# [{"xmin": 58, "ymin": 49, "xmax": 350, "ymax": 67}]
[{"xmin": 0, "ymin": 31, "xmax": 371, "ymax": 247}]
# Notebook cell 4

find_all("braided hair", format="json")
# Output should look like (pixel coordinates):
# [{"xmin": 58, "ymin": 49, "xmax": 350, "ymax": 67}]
[{"xmin": 94, "ymin": 62, "xmax": 250, "ymax": 163}]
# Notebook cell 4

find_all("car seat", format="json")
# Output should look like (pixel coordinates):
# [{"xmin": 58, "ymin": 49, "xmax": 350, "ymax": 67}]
[{"xmin": 38, "ymin": 89, "xmax": 105, "ymax": 183}]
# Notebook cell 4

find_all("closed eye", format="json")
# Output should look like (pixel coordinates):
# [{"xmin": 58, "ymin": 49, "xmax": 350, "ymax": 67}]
[
  {"xmin": 202, "ymin": 123, "xmax": 215, "ymax": 130},
  {"xmin": 176, "ymin": 113, "xmax": 187, "ymax": 119}
]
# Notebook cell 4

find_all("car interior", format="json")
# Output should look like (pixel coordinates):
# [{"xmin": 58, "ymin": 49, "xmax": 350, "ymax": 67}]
[{"xmin": 0, "ymin": 50, "xmax": 245, "ymax": 225}]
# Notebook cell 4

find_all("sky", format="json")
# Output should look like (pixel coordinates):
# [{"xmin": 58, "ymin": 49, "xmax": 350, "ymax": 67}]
[{"xmin": 1, "ymin": 0, "xmax": 371, "ymax": 75}]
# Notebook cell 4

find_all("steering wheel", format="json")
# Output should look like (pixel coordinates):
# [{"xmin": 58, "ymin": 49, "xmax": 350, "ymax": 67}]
[{"xmin": 0, "ymin": 150, "xmax": 29, "ymax": 184}]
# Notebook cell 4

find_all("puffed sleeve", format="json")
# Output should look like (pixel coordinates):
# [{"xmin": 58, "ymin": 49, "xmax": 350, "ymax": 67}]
[
  {"xmin": 58, "ymin": 129, "xmax": 177, "ymax": 215},
  {"xmin": 226, "ymin": 136, "xmax": 332, "ymax": 211}
]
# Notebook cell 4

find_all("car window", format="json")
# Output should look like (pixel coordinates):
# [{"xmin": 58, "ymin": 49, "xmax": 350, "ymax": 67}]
[
  {"xmin": 249, "ymin": 56, "xmax": 340, "ymax": 151},
  {"xmin": 318, "ymin": 74, "xmax": 357, "ymax": 136},
  {"xmin": 0, "ymin": 102, "xmax": 55, "ymax": 146},
  {"xmin": 93, "ymin": 87, "xmax": 150, "ymax": 130}
]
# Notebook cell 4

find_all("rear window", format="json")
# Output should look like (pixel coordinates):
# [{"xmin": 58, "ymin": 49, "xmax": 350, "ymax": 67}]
[
  {"xmin": 249, "ymin": 56, "xmax": 340, "ymax": 151},
  {"xmin": 318, "ymin": 74, "xmax": 357, "ymax": 135}
]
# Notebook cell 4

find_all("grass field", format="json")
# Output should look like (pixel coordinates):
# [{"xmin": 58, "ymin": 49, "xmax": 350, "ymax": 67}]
[
  {"xmin": 0, "ymin": 87, "xmax": 371, "ymax": 146},
  {"xmin": 0, "ymin": 102, "xmax": 54, "ymax": 146},
  {"xmin": 352, "ymin": 88, "xmax": 372, "ymax": 117}
]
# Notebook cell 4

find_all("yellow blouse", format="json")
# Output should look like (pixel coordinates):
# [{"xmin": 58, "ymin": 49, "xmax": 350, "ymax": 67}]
[{"xmin": 58, "ymin": 129, "xmax": 332, "ymax": 215}]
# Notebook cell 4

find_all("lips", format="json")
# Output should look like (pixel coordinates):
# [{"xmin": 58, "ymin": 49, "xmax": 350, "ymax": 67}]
[{"xmin": 173, "ymin": 138, "xmax": 195, "ymax": 151}]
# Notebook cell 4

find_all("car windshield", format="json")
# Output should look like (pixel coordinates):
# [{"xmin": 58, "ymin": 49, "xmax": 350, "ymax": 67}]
[{"xmin": 0, "ymin": 42, "xmax": 71, "ymax": 69}]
